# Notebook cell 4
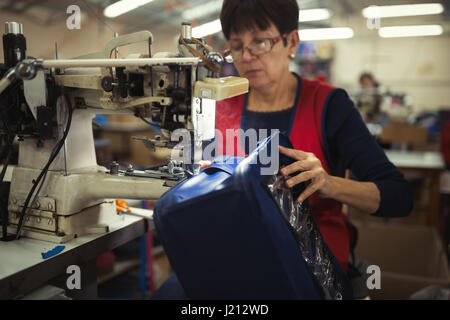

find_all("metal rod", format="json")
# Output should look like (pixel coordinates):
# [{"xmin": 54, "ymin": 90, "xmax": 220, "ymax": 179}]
[
  {"xmin": 0, "ymin": 68, "xmax": 16, "ymax": 95},
  {"xmin": 0, "ymin": 76, "xmax": 12, "ymax": 94},
  {"xmin": 42, "ymin": 58, "xmax": 200, "ymax": 68},
  {"xmin": 114, "ymin": 32, "xmax": 119, "ymax": 59}
]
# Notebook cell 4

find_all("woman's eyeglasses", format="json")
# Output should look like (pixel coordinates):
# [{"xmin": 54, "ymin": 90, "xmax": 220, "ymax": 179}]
[{"xmin": 224, "ymin": 35, "xmax": 287, "ymax": 62}]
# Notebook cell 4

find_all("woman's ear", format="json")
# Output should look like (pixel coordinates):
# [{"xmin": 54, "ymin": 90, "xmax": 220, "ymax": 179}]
[{"xmin": 287, "ymin": 30, "xmax": 300, "ymax": 58}]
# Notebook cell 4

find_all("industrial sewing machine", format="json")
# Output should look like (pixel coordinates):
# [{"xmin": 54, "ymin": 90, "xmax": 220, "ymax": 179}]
[{"xmin": 0, "ymin": 21, "xmax": 248, "ymax": 243}]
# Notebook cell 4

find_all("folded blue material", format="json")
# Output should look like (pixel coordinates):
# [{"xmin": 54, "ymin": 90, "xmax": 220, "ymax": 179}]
[{"xmin": 154, "ymin": 132, "xmax": 351, "ymax": 299}]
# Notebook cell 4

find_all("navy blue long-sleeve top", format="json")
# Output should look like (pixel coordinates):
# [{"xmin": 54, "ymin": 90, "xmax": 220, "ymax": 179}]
[{"xmin": 241, "ymin": 78, "xmax": 413, "ymax": 218}]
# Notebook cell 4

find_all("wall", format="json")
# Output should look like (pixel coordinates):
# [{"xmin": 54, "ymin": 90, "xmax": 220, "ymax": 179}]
[
  {"xmin": 1, "ymin": 4, "xmax": 449, "ymax": 112},
  {"xmin": 0, "ymin": 6, "xmax": 179, "ymax": 62},
  {"xmin": 330, "ymin": 15, "xmax": 450, "ymax": 112}
]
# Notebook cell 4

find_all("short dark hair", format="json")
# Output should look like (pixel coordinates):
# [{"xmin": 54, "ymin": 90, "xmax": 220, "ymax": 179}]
[
  {"xmin": 220, "ymin": 0, "xmax": 299, "ymax": 40},
  {"xmin": 359, "ymin": 72, "xmax": 379, "ymax": 87}
]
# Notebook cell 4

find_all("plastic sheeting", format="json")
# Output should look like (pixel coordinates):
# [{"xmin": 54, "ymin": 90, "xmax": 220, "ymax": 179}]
[{"xmin": 265, "ymin": 173, "xmax": 344, "ymax": 300}]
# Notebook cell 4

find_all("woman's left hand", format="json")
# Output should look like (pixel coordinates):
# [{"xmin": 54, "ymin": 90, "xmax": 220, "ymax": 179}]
[{"xmin": 278, "ymin": 145, "xmax": 333, "ymax": 203}]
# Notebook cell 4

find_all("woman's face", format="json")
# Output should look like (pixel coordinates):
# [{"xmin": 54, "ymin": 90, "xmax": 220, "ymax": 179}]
[
  {"xmin": 361, "ymin": 76, "xmax": 376, "ymax": 89},
  {"xmin": 228, "ymin": 23, "xmax": 298, "ymax": 89}
]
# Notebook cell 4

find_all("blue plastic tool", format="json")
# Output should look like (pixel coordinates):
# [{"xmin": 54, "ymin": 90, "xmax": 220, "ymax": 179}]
[{"xmin": 41, "ymin": 245, "xmax": 65, "ymax": 259}]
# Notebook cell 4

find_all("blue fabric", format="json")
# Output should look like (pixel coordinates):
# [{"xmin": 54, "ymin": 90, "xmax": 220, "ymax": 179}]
[
  {"xmin": 242, "ymin": 107, "xmax": 294, "ymax": 154},
  {"xmin": 153, "ymin": 132, "xmax": 352, "ymax": 300},
  {"xmin": 151, "ymin": 273, "xmax": 186, "ymax": 300}
]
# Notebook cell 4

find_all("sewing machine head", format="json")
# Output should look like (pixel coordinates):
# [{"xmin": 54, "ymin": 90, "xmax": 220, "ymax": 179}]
[
  {"xmin": 1, "ymin": 21, "xmax": 247, "ymax": 157},
  {"xmin": 0, "ymin": 21, "xmax": 248, "ymax": 242}
]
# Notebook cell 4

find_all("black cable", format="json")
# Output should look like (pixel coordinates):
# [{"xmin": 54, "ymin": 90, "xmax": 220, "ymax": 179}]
[
  {"xmin": 1, "ymin": 104, "xmax": 15, "ymax": 144},
  {"xmin": 0, "ymin": 140, "xmax": 12, "ymax": 173},
  {"xmin": 24, "ymin": 136, "xmax": 62, "ymax": 227},
  {"xmin": 0, "ymin": 143, "xmax": 12, "ymax": 187},
  {"xmin": 139, "ymin": 115, "xmax": 162, "ymax": 129},
  {"xmin": 14, "ymin": 95, "xmax": 73, "ymax": 240},
  {"xmin": 0, "ymin": 97, "xmax": 19, "ymax": 241}
]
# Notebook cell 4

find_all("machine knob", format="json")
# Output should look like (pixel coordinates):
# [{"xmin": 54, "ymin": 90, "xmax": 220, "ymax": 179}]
[
  {"xmin": 101, "ymin": 76, "xmax": 114, "ymax": 92},
  {"xmin": 110, "ymin": 161, "xmax": 119, "ymax": 175},
  {"xmin": 5, "ymin": 22, "xmax": 23, "ymax": 35}
]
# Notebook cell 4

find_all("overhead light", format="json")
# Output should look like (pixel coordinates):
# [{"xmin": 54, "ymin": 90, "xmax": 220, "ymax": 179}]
[
  {"xmin": 299, "ymin": 9, "xmax": 331, "ymax": 22},
  {"xmin": 182, "ymin": 0, "xmax": 223, "ymax": 21},
  {"xmin": 104, "ymin": 0, "xmax": 154, "ymax": 18},
  {"xmin": 191, "ymin": 9, "xmax": 335, "ymax": 39},
  {"xmin": 192, "ymin": 19, "xmax": 222, "ymax": 38},
  {"xmin": 362, "ymin": 3, "xmax": 444, "ymax": 19},
  {"xmin": 299, "ymin": 27, "xmax": 354, "ymax": 41},
  {"xmin": 379, "ymin": 25, "xmax": 443, "ymax": 38}
]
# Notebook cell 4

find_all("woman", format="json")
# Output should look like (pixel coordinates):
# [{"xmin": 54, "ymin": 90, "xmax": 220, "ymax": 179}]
[
  {"xmin": 153, "ymin": 0, "xmax": 413, "ymax": 300},
  {"xmin": 357, "ymin": 72, "xmax": 384, "ymax": 123},
  {"xmin": 213, "ymin": 0, "xmax": 413, "ymax": 273}
]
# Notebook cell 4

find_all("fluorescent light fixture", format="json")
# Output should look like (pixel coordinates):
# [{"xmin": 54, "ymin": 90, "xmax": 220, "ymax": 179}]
[
  {"xmin": 191, "ymin": 9, "xmax": 335, "ymax": 39},
  {"xmin": 362, "ymin": 3, "xmax": 444, "ymax": 19},
  {"xmin": 192, "ymin": 19, "xmax": 222, "ymax": 38},
  {"xmin": 379, "ymin": 25, "xmax": 443, "ymax": 38},
  {"xmin": 182, "ymin": 0, "xmax": 223, "ymax": 21},
  {"xmin": 299, "ymin": 27, "xmax": 354, "ymax": 41},
  {"xmin": 299, "ymin": 9, "xmax": 331, "ymax": 22},
  {"xmin": 104, "ymin": 0, "xmax": 154, "ymax": 18}
]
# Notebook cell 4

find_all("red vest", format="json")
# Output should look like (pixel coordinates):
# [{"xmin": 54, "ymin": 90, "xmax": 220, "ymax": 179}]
[{"xmin": 215, "ymin": 78, "xmax": 350, "ymax": 272}]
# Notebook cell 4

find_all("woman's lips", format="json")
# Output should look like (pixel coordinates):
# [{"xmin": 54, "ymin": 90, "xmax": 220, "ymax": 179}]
[{"xmin": 245, "ymin": 70, "xmax": 262, "ymax": 76}]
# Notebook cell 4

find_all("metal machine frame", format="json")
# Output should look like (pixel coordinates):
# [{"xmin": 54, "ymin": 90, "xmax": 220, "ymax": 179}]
[{"xmin": 0, "ymin": 22, "xmax": 248, "ymax": 243}]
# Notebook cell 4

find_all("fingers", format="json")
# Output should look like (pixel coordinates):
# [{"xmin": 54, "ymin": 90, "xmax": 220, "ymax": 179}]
[
  {"xmin": 278, "ymin": 145, "xmax": 309, "ymax": 161},
  {"xmin": 278, "ymin": 147, "xmax": 329, "ymax": 202},
  {"xmin": 284, "ymin": 167, "xmax": 326, "ymax": 203},
  {"xmin": 297, "ymin": 182, "xmax": 321, "ymax": 203},
  {"xmin": 280, "ymin": 158, "xmax": 318, "ymax": 176},
  {"xmin": 285, "ymin": 169, "xmax": 318, "ymax": 187}
]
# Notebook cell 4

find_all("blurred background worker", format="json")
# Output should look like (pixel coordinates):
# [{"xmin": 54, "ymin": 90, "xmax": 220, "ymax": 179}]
[{"xmin": 355, "ymin": 72, "xmax": 385, "ymax": 124}]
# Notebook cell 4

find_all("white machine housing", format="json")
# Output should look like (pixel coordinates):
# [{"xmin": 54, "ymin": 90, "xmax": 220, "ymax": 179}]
[{"xmin": 2, "ymin": 23, "xmax": 248, "ymax": 243}]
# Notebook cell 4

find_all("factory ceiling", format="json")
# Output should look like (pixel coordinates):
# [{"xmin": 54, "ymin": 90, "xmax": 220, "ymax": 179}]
[{"xmin": 0, "ymin": 0, "xmax": 448, "ymax": 48}]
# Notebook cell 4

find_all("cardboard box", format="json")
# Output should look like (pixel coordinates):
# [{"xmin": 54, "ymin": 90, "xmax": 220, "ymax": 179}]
[
  {"xmin": 379, "ymin": 124, "xmax": 428, "ymax": 145},
  {"xmin": 108, "ymin": 114, "xmax": 143, "ymax": 125},
  {"xmin": 351, "ymin": 219, "xmax": 450, "ymax": 299}
]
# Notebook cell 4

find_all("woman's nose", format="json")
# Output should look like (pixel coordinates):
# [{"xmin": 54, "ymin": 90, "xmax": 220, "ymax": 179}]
[{"xmin": 241, "ymin": 47, "xmax": 255, "ymax": 62}]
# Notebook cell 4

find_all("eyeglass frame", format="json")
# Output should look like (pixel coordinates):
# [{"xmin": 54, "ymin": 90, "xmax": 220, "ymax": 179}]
[{"xmin": 224, "ymin": 33, "xmax": 289, "ymax": 62}]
